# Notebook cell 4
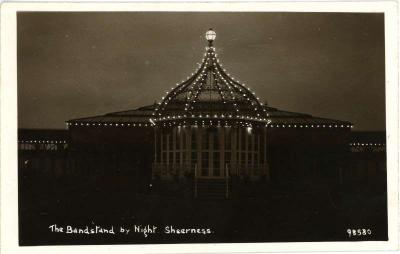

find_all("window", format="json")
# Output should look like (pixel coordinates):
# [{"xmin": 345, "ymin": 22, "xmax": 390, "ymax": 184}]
[
  {"xmin": 254, "ymin": 153, "xmax": 258, "ymax": 164},
  {"xmin": 20, "ymin": 143, "xmax": 35, "ymax": 150},
  {"xmin": 201, "ymin": 131, "xmax": 208, "ymax": 150},
  {"xmin": 202, "ymin": 152, "xmax": 209, "ymax": 168},
  {"xmin": 225, "ymin": 151, "xmax": 231, "ymax": 164},
  {"xmin": 254, "ymin": 134, "xmax": 259, "ymax": 151},
  {"xmin": 176, "ymin": 131, "xmax": 180, "ymax": 150},
  {"xmin": 249, "ymin": 152, "xmax": 254, "ymax": 165},
  {"xmin": 45, "ymin": 144, "xmax": 57, "ymax": 150},
  {"xmin": 241, "ymin": 130, "xmax": 246, "ymax": 151},
  {"xmin": 213, "ymin": 152, "xmax": 220, "ymax": 176},
  {"xmin": 201, "ymin": 151, "xmax": 209, "ymax": 176},
  {"xmin": 225, "ymin": 129, "xmax": 231, "ymax": 150},
  {"xmin": 248, "ymin": 135, "xmax": 253, "ymax": 150},
  {"xmin": 212, "ymin": 132, "xmax": 219, "ymax": 150},
  {"xmin": 182, "ymin": 131, "xmax": 186, "ymax": 149},
  {"xmin": 254, "ymin": 165, "xmax": 259, "ymax": 175},
  {"xmin": 191, "ymin": 130, "xmax": 197, "ymax": 149},
  {"xmin": 175, "ymin": 151, "xmax": 180, "ymax": 164},
  {"xmin": 163, "ymin": 135, "xmax": 168, "ymax": 150},
  {"xmin": 241, "ymin": 152, "xmax": 246, "ymax": 164},
  {"xmin": 191, "ymin": 152, "xmax": 197, "ymax": 163},
  {"xmin": 169, "ymin": 134, "xmax": 173, "ymax": 150},
  {"xmin": 213, "ymin": 152, "xmax": 220, "ymax": 163},
  {"xmin": 182, "ymin": 152, "xmax": 187, "ymax": 164}
]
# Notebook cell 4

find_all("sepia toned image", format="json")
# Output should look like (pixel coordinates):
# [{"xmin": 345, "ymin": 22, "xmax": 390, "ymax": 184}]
[{"xmin": 16, "ymin": 11, "xmax": 388, "ymax": 246}]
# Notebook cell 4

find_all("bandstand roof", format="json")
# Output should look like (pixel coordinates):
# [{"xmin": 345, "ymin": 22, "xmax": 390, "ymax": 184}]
[
  {"xmin": 67, "ymin": 104, "xmax": 155, "ymax": 127},
  {"xmin": 67, "ymin": 103, "xmax": 352, "ymax": 129},
  {"xmin": 67, "ymin": 29, "xmax": 352, "ymax": 130},
  {"xmin": 153, "ymin": 29, "xmax": 268, "ymax": 126}
]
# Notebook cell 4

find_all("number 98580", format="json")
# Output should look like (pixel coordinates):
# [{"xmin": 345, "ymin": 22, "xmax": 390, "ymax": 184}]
[{"xmin": 346, "ymin": 228, "xmax": 372, "ymax": 237}]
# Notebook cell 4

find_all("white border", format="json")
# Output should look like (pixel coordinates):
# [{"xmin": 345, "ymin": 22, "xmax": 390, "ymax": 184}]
[{"xmin": 1, "ymin": 2, "xmax": 399, "ymax": 253}]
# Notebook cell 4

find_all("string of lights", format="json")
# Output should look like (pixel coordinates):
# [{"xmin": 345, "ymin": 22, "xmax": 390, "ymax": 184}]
[
  {"xmin": 152, "ymin": 29, "xmax": 268, "ymax": 127},
  {"xmin": 67, "ymin": 29, "xmax": 353, "ymax": 131}
]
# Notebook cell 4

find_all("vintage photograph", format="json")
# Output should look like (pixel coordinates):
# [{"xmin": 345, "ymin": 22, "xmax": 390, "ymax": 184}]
[{"xmin": 16, "ymin": 11, "xmax": 388, "ymax": 246}]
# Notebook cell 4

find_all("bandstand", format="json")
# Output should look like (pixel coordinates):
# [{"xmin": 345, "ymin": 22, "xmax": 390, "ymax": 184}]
[
  {"xmin": 66, "ymin": 29, "xmax": 354, "ymax": 199},
  {"xmin": 151, "ymin": 29, "xmax": 270, "ymax": 183}
]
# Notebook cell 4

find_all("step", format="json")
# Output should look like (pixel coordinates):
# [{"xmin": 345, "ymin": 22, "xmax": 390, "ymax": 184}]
[{"xmin": 195, "ymin": 178, "xmax": 230, "ymax": 200}]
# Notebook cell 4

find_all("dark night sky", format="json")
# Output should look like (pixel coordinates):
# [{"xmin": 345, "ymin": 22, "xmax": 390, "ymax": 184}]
[{"xmin": 17, "ymin": 12, "xmax": 385, "ymax": 130}]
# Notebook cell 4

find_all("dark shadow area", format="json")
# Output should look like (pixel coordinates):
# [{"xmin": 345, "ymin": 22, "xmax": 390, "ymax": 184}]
[{"xmin": 19, "ymin": 170, "xmax": 387, "ymax": 245}]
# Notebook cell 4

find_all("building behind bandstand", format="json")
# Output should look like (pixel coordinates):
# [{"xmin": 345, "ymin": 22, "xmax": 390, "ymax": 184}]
[{"xmin": 18, "ymin": 30, "xmax": 387, "ymax": 199}]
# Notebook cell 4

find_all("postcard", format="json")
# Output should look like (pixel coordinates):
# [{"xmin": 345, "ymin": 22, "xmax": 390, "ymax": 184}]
[{"xmin": 1, "ymin": 1, "xmax": 398, "ymax": 253}]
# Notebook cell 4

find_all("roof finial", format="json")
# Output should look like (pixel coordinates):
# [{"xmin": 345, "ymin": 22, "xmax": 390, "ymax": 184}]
[{"xmin": 205, "ymin": 28, "xmax": 216, "ymax": 46}]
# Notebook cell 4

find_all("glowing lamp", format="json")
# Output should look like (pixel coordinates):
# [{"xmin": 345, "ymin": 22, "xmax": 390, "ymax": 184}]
[{"xmin": 205, "ymin": 29, "xmax": 216, "ymax": 45}]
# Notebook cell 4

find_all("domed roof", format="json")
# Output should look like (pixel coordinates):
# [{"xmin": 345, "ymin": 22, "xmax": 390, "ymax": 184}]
[{"xmin": 152, "ymin": 29, "xmax": 269, "ymax": 127}]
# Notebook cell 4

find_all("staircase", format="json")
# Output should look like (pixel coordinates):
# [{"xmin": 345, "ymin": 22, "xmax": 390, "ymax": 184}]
[{"xmin": 196, "ymin": 178, "xmax": 229, "ymax": 200}]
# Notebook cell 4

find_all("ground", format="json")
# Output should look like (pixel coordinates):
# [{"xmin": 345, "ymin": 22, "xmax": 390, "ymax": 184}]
[{"xmin": 19, "ymin": 173, "xmax": 387, "ymax": 245}]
